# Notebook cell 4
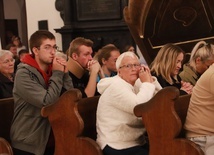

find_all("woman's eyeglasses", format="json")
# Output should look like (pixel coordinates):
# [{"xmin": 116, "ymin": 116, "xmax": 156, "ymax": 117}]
[
  {"xmin": 0, "ymin": 58, "xmax": 15, "ymax": 64},
  {"xmin": 119, "ymin": 64, "xmax": 141, "ymax": 69}
]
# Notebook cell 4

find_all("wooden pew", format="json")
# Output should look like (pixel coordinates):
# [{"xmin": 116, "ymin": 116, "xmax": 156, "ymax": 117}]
[
  {"xmin": 134, "ymin": 86, "xmax": 204, "ymax": 155},
  {"xmin": 0, "ymin": 97, "xmax": 14, "ymax": 143},
  {"xmin": 0, "ymin": 137, "xmax": 13, "ymax": 155},
  {"xmin": 41, "ymin": 89, "xmax": 103, "ymax": 155}
]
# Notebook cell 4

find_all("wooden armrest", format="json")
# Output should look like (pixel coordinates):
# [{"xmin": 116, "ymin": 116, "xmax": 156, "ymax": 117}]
[
  {"xmin": 41, "ymin": 89, "xmax": 102, "ymax": 155},
  {"xmin": 134, "ymin": 87, "xmax": 204, "ymax": 155},
  {"xmin": 0, "ymin": 137, "xmax": 13, "ymax": 155},
  {"xmin": 0, "ymin": 97, "xmax": 14, "ymax": 142}
]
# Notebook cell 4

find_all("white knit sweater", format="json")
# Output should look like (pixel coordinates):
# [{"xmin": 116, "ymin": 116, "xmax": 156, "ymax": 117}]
[{"xmin": 96, "ymin": 75, "xmax": 162, "ymax": 149}]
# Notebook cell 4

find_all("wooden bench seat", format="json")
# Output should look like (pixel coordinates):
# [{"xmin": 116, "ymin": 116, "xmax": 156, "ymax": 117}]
[
  {"xmin": 0, "ymin": 98, "xmax": 14, "ymax": 154},
  {"xmin": 134, "ymin": 86, "xmax": 204, "ymax": 155},
  {"xmin": 0, "ymin": 97, "xmax": 14, "ymax": 143},
  {"xmin": 41, "ymin": 89, "xmax": 103, "ymax": 155}
]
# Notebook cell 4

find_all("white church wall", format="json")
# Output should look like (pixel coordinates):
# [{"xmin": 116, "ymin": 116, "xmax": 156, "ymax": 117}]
[{"xmin": 25, "ymin": 0, "xmax": 64, "ymax": 51}]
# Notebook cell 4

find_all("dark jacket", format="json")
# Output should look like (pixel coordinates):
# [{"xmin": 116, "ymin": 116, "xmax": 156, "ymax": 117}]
[
  {"xmin": 152, "ymin": 72, "xmax": 187, "ymax": 95},
  {"xmin": 0, "ymin": 72, "xmax": 13, "ymax": 99}
]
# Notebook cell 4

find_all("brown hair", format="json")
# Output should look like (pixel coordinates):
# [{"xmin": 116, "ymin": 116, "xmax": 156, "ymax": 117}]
[
  {"xmin": 29, "ymin": 30, "xmax": 55, "ymax": 56},
  {"xmin": 96, "ymin": 44, "xmax": 120, "ymax": 66},
  {"xmin": 67, "ymin": 37, "xmax": 93, "ymax": 57}
]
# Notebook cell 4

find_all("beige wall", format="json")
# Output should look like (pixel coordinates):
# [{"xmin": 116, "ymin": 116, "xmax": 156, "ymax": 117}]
[
  {"xmin": 3, "ymin": 0, "xmax": 64, "ymax": 51},
  {"xmin": 4, "ymin": 0, "xmax": 22, "ymax": 40},
  {"xmin": 25, "ymin": 0, "xmax": 64, "ymax": 50}
]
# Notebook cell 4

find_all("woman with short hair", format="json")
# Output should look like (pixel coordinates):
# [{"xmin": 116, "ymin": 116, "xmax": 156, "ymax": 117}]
[
  {"xmin": 0, "ymin": 50, "xmax": 15, "ymax": 99},
  {"xmin": 96, "ymin": 51, "xmax": 162, "ymax": 155}
]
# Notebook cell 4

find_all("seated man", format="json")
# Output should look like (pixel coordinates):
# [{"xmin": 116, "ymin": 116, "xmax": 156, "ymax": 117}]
[{"xmin": 67, "ymin": 37, "xmax": 103, "ymax": 98}]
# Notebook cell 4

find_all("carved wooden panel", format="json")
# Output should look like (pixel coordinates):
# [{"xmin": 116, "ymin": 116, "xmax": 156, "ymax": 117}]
[
  {"xmin": 124, "ymin": 0, "xmax": 214, "ymax": 64},
  {"xmin": 55, "ymin": 0, "xmax": 133, "ymax": 53}
]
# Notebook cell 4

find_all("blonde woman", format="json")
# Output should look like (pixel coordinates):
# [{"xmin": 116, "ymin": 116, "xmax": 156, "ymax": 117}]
[
  {"xmin": 179, "ymin": 41, "xmax": 214, "ymax": 85},
  {"xmin": 150, "ymin": 43, "xmax": 193, "ymax": 95}
]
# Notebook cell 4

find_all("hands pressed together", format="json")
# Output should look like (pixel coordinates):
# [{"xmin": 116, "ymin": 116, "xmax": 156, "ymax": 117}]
[
  {"xmin": 87, "ymin": 60, "xmax": 103, "ymax": 75},
  {"xmin": 180, "ymin": 81, "xmax": 193, "ymax": 94},
  {"xmin": 139, "ymin": 65, "xmax": 153, "ymax": 83},
  {"xmin": 52, "ymin": 57, "xmax": 68, "ymax": 73}
]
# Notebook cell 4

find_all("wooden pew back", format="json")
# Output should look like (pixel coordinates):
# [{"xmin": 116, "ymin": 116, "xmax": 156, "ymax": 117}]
[
  {"xmin": 0, "ymin": 98, "xmax": 14, "ymax": 143},
  {"xmin": 0, "ymin": 137, "xmax": 13, "ymax": 155},
  {"xmin": 134, "ymin": 87, "xmax": 204, "ymax": 155},
  {"xmin": 41, "ymin": 89, "xmax": 103, "ymax": 155}
]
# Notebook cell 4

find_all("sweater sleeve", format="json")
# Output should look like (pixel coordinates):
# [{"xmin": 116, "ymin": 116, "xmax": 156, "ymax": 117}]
[
  {"xmin": 14, "ymin": 68, "xmax": 65, "ymax": 108},
  {"xmin": 62, "ymin": 72, "xmax": 73, "ymax": 90},
  {"xmin": 108, "ymin": 79, "xmax": 156, "ymax": 114}
]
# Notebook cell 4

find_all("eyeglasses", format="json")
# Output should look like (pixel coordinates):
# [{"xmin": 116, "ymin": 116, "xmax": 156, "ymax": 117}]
[
  {"xmin": 0, "ymin": 58, "xmax": 15, "ymax": 64},
  {"xmin": 37, "ymin": 45, "xmax": 59, "ymax": 52},
  {"xmin": 119, "ymin": 63, "xmax": 141, "ymax": 69}
]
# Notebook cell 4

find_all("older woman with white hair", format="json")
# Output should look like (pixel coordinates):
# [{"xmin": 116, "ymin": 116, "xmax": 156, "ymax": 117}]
[
  {"xmin": 0, "ymin": 50, "xmax": 15, "ymax": 98},
  {"xmin": 96, "ymin": 51, "xmax": 162, "ymax": 155},
  {"xmin": 179, "ymin": 41, "xmax": 214, "ymax": 85}
]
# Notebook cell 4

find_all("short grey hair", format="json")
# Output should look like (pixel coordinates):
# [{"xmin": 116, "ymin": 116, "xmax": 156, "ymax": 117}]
[
  {"xmin": 0, "ymin": 50, "xmax": 13, "ymax": 59},
  {"xmin": 115, "ymin": 51, "xmax": 139, "ymax": 70},
  {"xmin": 55, "ymin": 51, "xmax": 67, "ymax": 60}
]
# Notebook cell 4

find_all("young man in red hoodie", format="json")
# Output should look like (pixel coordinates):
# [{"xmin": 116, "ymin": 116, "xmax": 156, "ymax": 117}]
[{"xmin": 10, "ymin": 30, "xmax": 73, "ymax": 155}]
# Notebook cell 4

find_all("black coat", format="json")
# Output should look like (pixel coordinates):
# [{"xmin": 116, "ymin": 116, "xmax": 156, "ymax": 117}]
[
  {"xmin": 152, "ymin": 72, "xmax": 187, "ymax": 95},
  {"xmin": 0, "ymin": 72, "xmax": 14, "ymax": 99}
]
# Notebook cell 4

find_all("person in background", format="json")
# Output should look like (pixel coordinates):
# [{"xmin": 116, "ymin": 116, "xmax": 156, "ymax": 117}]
[
  {"xmin": 96, "ymin": 44, "xmax": 120, "ymax": 82},
  {"xmin": 67, "ymin": 37, "xmax": 104, "ymax": 98},
  {"xmin": 18, "ymin": 49, "xmax": 29, "ymax": 61},
  {"xmin": 150, "ymin": 43, "xmax": 193, "ymax": 95},
  {"xmin": 0, "ymin": 50, "xmax": 14, "ymax": 99},
  {"xmin": 14, "ymin": 49, "xmax": 30, "ymax": 72},
  {"xmin": 179, "ymin": 41, "xmax": 214, "ymax": 85},
  {"xmin": 123, "ymin": 44, "xmax": 147, "ymax": 65},
  {"xmin": 11, "ymin": 36, "xmax": 26, "ymax": 54},
  {"xmin": 96, "ymin": 51, "xmax": 162, "ymax": 155},
  {"xmin": 10, "ymin": 30, "xmax": 73, "ymax": 155},
  {"xmin": 5, "ymin": 43, "xmax": 18, "ymax": 59},
  {"xmin": 184, "ymin": 63, "xmax": 214, "ymax": 155},
  {"xmin": 123, "ymin": 45, "xmax": 135, "ymax": 53}
]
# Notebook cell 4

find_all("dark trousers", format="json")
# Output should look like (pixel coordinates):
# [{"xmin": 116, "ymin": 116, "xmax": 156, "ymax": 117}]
[{"xmin": 103, "ymin": 144, "xmax": 149, "ymax": 155}]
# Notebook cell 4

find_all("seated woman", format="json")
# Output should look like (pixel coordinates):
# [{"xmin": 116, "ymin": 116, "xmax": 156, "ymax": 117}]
[
  {"xmin": 96, "ymin": 44, "xmax": 120, "ymax": 82},
  {"xmin": 150, "ymin": 43, "xmax": 193, "ymax": 95},
  {"xmin": 179, "ymin": 41, "xmax": 214, "ymax": 85},
  {"xmin": 184, "ymin": 63, "xmax": 214, "ymax": 155},
  {"xmin": 0, "ymin": 50, "xmax": 15, "ymax": 99},
  {"xmin": 11, "ymin": 36, "xmax": 26, "ymax": 54},
  {"xmin": 96, "ymin": 51, "xmax": 162, "ymax": 155}
]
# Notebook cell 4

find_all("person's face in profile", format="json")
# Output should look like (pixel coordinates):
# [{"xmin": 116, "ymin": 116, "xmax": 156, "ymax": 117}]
[
  {"xmin": 73, "ymin": 45, "xmax": 93, "ymax": 68},
  {"xmin": 0, "ymin": 53, "xmax": 14, "ymax": 75},
  {"xmin": 172, "ymin": 52, "xmax": 184, "ymax": 76},
  {"xmin": 103, "ymin": 50, "xmax": 120, "ymax": 72}
]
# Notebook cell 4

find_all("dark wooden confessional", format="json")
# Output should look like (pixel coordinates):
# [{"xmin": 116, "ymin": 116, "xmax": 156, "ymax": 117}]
[{"xmin": 124, "ymin": 0, "xmax": 214, "ymax": 64}]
